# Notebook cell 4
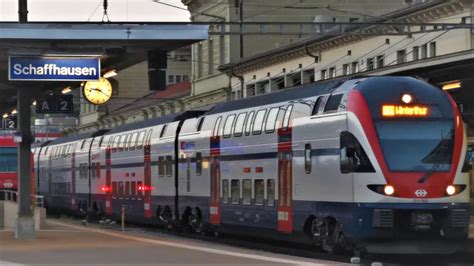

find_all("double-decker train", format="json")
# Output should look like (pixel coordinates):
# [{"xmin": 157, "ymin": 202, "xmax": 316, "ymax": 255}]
[
  {"xmin": 0, "ymin": 133, "xmax": 17, "ymax": 190},
  {"xmin": 33, "ymin": 76, "xmax": 471, "ymax": 252}
]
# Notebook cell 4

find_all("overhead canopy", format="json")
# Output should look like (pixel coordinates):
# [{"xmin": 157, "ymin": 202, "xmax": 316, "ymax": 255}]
[{"xmin": 0, "ymin": 22, "xmax": 208, "ymax": 113}]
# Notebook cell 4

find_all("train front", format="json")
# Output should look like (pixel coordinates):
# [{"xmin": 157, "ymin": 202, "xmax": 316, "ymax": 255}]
[{"xmin": 345, "ymin": 76, "xmax": 470, "ymax": 242}]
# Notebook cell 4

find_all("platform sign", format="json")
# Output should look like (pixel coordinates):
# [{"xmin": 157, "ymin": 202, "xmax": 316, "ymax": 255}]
[
  {"xmin": 1, "ymin": 117, "xmax": 17, "ymax": 129},
  {"xmin": 36, "ymin": 95, "xmax": 74, "ymax": 114},
  {"xmin": 9, "ymin": 57, "xmax": 100, "ymax": 81}
]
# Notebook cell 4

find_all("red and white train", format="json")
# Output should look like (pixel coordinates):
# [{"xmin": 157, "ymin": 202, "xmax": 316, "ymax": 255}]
[{"xmin": 33, "ymin": 76, "xmax": 471, "ymax": 252}]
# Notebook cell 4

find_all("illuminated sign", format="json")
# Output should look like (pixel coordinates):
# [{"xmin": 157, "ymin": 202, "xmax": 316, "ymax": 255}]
[{"xmin": 382, "ymin": 105, "xmax": 429, "ymax": 117}]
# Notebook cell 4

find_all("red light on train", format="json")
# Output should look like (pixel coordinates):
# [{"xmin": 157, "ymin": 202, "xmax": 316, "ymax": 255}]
[
  {"xmin": 138, "ymin": 185, "xmax": 154, "ymax": 191},
  {"xmin": 101, "ymin": 186, "xmax": 111, "ymax": 192},
  {"xmin": 255, "ymin": 167, "xmax": 263, "ymax": 173},
  {"xmin": 243, "ymin": 167, "xmax": 251, "ymax": 173},
  {"xmin": 382, "ymin": 105, "xmax": 429, "ymax": 117}
]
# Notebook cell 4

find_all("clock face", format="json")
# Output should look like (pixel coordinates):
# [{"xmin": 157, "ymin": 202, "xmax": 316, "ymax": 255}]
[{"xmin": 83, "ymin": 78, "xmax": 113, "ymax": 105}]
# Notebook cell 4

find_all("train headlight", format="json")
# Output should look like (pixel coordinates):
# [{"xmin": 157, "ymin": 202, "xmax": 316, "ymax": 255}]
[
  {"xmin": 446, "ymin": 185, "xmax": 456, "ymax": 196},
  {"xmin": 401, "ymin": 94, "xmax": 413, "ymax": 104},
  {"xmin": 384, "ymin": 185, "xmax": 395, "ymax": 196}
]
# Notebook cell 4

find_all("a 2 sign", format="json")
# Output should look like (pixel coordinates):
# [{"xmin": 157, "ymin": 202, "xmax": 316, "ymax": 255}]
[{"xmin": 36, "ymin": 95, "xmax": 74, "ymax": 114}]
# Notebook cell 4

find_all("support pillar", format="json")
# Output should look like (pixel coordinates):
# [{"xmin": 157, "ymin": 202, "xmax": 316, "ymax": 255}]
[{"xmin": 15, "ymin": 87, "xmax": 35, "ymax": 240}]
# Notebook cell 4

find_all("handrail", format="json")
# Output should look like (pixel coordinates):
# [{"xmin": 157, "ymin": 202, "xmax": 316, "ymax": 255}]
[{"xmin": 0, "ymin": 190, "xmax": 44, "ymax": 208}]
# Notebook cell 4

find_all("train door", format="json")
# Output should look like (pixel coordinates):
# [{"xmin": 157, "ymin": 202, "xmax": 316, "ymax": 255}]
[
  {"xmin": 210, "ymin": 157, "xmax": 220, "ymax": 225},
  {"xmin": 277, "ymin": 151, "xmax": 293, "ymax": 233}
]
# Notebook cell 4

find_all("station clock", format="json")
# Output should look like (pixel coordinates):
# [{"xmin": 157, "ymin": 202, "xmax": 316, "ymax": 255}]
[{"xmin": 83, "ymin": 77, "xmax": 113, "ymax": 105}]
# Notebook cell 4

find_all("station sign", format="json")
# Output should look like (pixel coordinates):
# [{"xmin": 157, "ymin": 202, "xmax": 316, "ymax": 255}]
[
  {"xmin": 9, "ymin": 57, "xmax": 100, "ymax": 81},
  {"xmin": 1, "ymin": 117, "xmax": 17, "ymax": 129},
  {"xmin": 36, "ymin": 95, "xmax": 74, "ymax": 114}
]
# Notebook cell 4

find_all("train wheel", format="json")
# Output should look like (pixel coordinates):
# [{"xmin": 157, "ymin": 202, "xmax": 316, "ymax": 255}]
[{"xmin": 311, "ymin": 217, "xmax": 348, "ymax": 254}]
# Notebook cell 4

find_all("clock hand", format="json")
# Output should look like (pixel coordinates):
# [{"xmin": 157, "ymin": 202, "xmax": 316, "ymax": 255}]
[{"xmin": 91, "ymin": 88, "xmax": 111, "ymax": 97}]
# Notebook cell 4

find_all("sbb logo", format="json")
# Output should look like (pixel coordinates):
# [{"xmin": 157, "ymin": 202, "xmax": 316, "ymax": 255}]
[
  {"xmin": 3, "ymin": 181, "xmax": 13, "ymax": 189},
  {"xmin": 415, "ymin": 189, "xmax": 428, "ymax": 197}
]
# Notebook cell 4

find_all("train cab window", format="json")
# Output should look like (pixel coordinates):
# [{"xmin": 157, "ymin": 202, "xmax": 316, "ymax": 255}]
[
  {"xmin": 196, "ymin": 152, "xmax": 202, "ymax": 176},
  {"xmin": 112, "ymin": 182, "xmax": 118, "ymax": 196},
  {"xmin": 223, "ymin": 114, "xmax": 236, "ymax": 138},
  {"xmin": 231, "ymin": 180, "xmax": 240, "ymax": 204},
  {"xmin": 221, "ymin": 179, "xmax": 229, "ymax": 203},
  {"xmin": 131, "ymin": 182, "xmax": 136, "ymax": 196},
  {"xmin": 305, "ymin": 144, "xmax": 312, "ymax": 174},
  {"xmin": 265, "ymin": 107, "xmax": 279, "ymax": 133},
  {"xmin": 242, "ymin": 179, "xmax": 252, "ymax": 205},
  {"xmin": 165, "ymin": 156, "xmax": 173, "ymax": 177},
  {"xmin": 137, "ymin": 181, "xmax": 143, "ymax": 196},
  {"xmin": 233, "ymin": 112, "xmax": 247, "ymax": 137},
  {"xmin": 324, "ymin": 94, "xmax": 343, "ymax": 113},
  {"xmin": 213, "ymin": 117, "xmax": 222, "ymax": 137},
  {"xmin": 196, "ymin": 117, "xmax": 205, "ymax": 131},
  {"xmin": 130, "ymin": 132, "xmax": 138, "ymax": 150},
  {"xmin": 158, "ymin": 157, "xmax": 165, "ymax": 177},
  {"xmin": 267, "ymin": 180, "xmax": 275, "ymax": 206},
  {"xmin": 252, "ymin": 109, "xmax": 267, "ymax": 135},
  {"xmin": 137, "ymin": 131, "xmax": 146, "ymax": 150},
  {"xmin": 125, "ymin": 181, "xmax": 130, "ymax": 196},
  {"xmin": 160, "ymin": 125, "xmax": 167, "ymax": 138},
  {"xmin": 282, "ymin": 105, "xmax": 293, "ymax": 131},
  {"xmin": 340, "ymin": 131, "xmax": 375, "ymax": 173},
  {"xmin": 244, "ymin": 111, "xmax": 255, "ymax": 136},
  {"xmin": 254, "ymin": 179, "xmax": 264, "ymax": 205}
]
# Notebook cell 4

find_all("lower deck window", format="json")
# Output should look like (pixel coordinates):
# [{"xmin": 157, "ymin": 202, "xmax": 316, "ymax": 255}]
[
  {"xmin": 242, "ymin": 179, "xmax": 252, "ymax": 205},
  {"xmin": 231, "ymin": 180, "xmax": 240, "ymax": 204},
  {"xmin": 222, "ymin": 179, "xmax": 229, "ymax": 203},
  {"xmin": 267, "ymin": 179, "xmax": 275, "ymax": 206},
  {"xmin": 254, "ymin": 179, "xmax": 264, "ymax": 205}
]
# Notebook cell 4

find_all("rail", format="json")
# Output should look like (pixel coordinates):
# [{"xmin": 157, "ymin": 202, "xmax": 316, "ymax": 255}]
[{"xmin": 0, "ymin": 190, "xmax": 44, "ymax": 208}]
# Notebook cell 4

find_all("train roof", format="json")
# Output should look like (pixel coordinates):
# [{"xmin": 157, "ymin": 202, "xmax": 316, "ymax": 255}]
[
  {"xmin": 206, "ymin": 76, "xmax": 351, "ymax": 115},
  {"xmin": 46, "ymin": 130, "xmax": 107, "ymax": 146}
]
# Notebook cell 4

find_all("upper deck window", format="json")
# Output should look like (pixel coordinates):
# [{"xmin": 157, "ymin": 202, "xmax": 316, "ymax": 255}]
[
  {"xmin": 252, "ymin": 109, "xmax": 267, "ymax": 135},
  {"xmin": 223, "ymin": 114, "xmax": 236, "ymax": 138}
]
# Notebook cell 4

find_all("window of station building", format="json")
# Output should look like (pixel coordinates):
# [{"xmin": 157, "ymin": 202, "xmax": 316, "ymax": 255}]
[
  {"xmin": 246, "ymin": 84, "xmax": 256, "ymax": 97},
  {"xmin": 222, "ymin": 179, "xmax": 229, "ymax": 203},
  {"xmin": 328, "ymin": 67, "xmax": 336, "ymax": 78},
  {"xmin": 183, "ymin": 75, "xmax": 189, "ymax": 81},
  {"xmin": 429, "ymin": 42, "xmax": 436, "ymax": 57},
  {"xmin": 267, "ymin": 179, "xmax": 275, "ymax": 206},
  {"xmin": 137, "ymin": 131, "xmax": 146, "ymax": 149},
  {"xmin": 342, "ymin": 64, "xmax": 350, "ymax": 76},
  {"xmin": 244, "ymin": 111, "xmax": 255, "ymax": 136},
  {"xmin": 421, "ymin": 44, "xmax": 428, "ymax": 59},
  {"xmin": 254, "ymin": 179, "xmax": 265, "ymax": 205},
  {"xmin": 165, "ymin": 156, "xmax": 173, "ymax": 177},
  {"xmin": 112, "ymin": 182, "xmax": 118, "ymax": 196},
  {"xmin": 302, "ymin": 68, "xmax": 315, "ymax": 84},
  {"xmin": 176, "ymin": 75, "xmax": 182, "ymax": 83},
  {"xmin": 125, "ymin": 181, "xmax": 130, "ymax": 196},
  {"xmin": 265, "ymin": 107, "xmax": 279, "ymax": 133},
  {"xmin": 305, "ymin": 144, "xmax": 312, "ymax": 174},
  {"xmin": 413, "ymin": 46, "xmax": 419, "ymax": 60},
  {"xmin": 366, "ymin": 57, "xmax": 375, "ymax": 71},
  {"xmin": 223, "ymin": 114, "xmax": 236, "ymax": 138},
  {"xmin": 196, "ymin": 152, "xmax": 202, "ymax": 176},
  {"xmin": 233, "ymin": 112, "xmax": 246, "ymax": 137},
  {"xmin": 252, "ymin": 109, "xmax": 267, "ymax": 135},
  {"xmin": 320, "ymin": 69, "xmax": 327, "ymax": 80},
  {"xmin": 351, "ymin": 61, "xmax": 359, "ymax": 74},
  {"xmin": 397, "ymin": 49, "xmax": 407, "ymax": 64},
  {"xmin": 131, "ymin": 182, "xmax": 136, "ymax": 196},
  {"xmin": 282, "ymin": 105, "xmax": 293, "ymax": 131},
  {"xmin": 376, "ymin": 55, "xmax": 385, "ymax": 68},
  {"xmin": 212, "ymin": 116, "xmax": 222, "ymax": 137},
  {"xmin": 231, "ymin": 180, "xmax": 240, "ymax": 204},
  {"xmin": 158, "ymin": 157, "xmax": 165, "ymax": 177},
  {"xmin": 168, "ymin": 75, "xmax": 174, "ymax": 84},
  {"xmin": 242, "ymin": 179, "xmax": 252, "ymax": 205},
  {"xmin": 324, "ymin": 94, "xmax": 343, "ymax": 113}
]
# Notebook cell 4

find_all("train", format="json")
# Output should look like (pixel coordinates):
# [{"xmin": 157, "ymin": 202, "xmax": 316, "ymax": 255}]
[{"xmin": 33, "ymin": 76, "xmax": 471, "ymax": 253}]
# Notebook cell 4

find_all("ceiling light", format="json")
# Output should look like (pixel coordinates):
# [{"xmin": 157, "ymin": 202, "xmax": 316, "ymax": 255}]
[
  {"xmin": 62, "ymin": 87, "xmax": 72, "ymax": 94},
  {"xmin": 442, "ymin": 82, "xmax": 461, "ymax": 91},
  {"xmin": 32, "ymin": 100, "xmax": 37, "ymax": 106},
  {"xmin": 2, "ymin": 113, "xmax": 8, "ymax": 118},
  {"xmin": 11, "ymin": 109, "xmax": 17, "ymax": 115},
  {"xmin": 103, "ymin": 70, "xmax": 118, "ymax": 78}
]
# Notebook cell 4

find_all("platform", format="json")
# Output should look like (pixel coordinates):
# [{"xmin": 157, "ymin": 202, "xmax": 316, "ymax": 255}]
[{"xmin": 0, "ymin": 219, "xmax": 345, "ymax": 265}]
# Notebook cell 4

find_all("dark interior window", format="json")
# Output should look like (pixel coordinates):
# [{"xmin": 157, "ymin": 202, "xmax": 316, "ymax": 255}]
[{"xmin": 324, "ymin": 94, "xmax": 343, "ymax": 113}]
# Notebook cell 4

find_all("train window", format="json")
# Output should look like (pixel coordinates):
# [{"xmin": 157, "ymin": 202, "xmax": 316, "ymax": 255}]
[
  {"xmin": 255, "ymin": 179, "xmax": 264, "ymax": 205},
  {"xmin": 98, "ymin": 136, "xmax": 104, "ymax": 148},
  {"xmin": 223, "ymin": 114, "xmax": 236, "ymax": 138},
  {"xmin": 130, "ymin": 132, "xmax": 138, "ymax": 150},
  {"xmin": 324, "ymin": 94, "xmax": 343, "ymax": 113},
  {"xmin": 137, "ymin": 131, "xmax": 146, "ymax": 150},
  {"xmin": 96, "ymin": 163, "xmax": 101, "ymax": 179},
  {"xmin": 222, "ymin": 179, "xmax": 229, "ymax": 203},
  {"xmin": 282, "ymin": 105, "xmax": 293, "ymax": 131},
  {"xmin": 112, "ymin": 136, "xmax": 120, "ymax": 151},
  {"xmin": 312, "ymin": 96, "xmax": 325, "ymax": 115},
  {"xmin": 80, "ymin": 140, "xmax": 86, "ymax": 150},
  {"xmin": 265, "ymin": 107, "xmax": 279, "ymax": 133},
  {"xmin": 196, "ymin": 152, "xmax": 202, "ymax": 176},
  {"xmin": 119, "ymin": 135, "xmax": 127, "ymax": 151},
  {"xmin": 158, "ymin": 157, "xmax": 165, "ymax": 177},
  {"xmin": 145, "ymin": 129, "xmax": 153, "ymax": 146},
  {"xmin": 213, "ymin": 116, "xmax": 222, "ymax": 137},
  {"xmin": 165, "ymin": 156, "xmax": 173, "ymax": 177},
  {"xmin": 118, "ymin": 182, "xmax": 124, "ymax": 196},
  {"xmin": 91, "ymin": 163, "xmax": 96, "ymax": 179},
  {"xmin": 233, "ymin": 112, "xmax": 247, "ymax": 137},
  {"xmin": 43, "ymin": 146, "xmax": 49, "ymax": 155},
  {"xmin": 242, "ymin": 179, "xmax": 252, "ymax": 205},
  {"xmin": 160, "ymin": 125, "xmax": 167, "ymax": 138},
  {"xmin": 137, "ymin": 181, "xmax": 143, "ymax": 196},
  {"xmin": 340, "ymin": 131, "xmax": 375, "ymax": 173},
  {"xmin": 231, "ymin": 180, "xmax": 240, "ymax": 204},
  {"xmin": 131, "ymin": 182, "xmax": 136, "ymax": 196},
  {"xmin": 252, "ymin": 109, "xmax": 267, "ymax": 135},
  {"xmin": 125, "ymin": 182, "xmax": 130, "ymax": 196},
  {"xmin": 244, "ymin": 111, "xmax": 255, "ymax": 136},
  {"xmin": 305, "ymin": 144, "xmax": 312, "ymax": 174},
  {"xmin": 196, "ymin": 117, "xmax": 205, "ymax": 132},
  {"xmin": 186, "ymin": 157, "xmax": 191, "ymax": 192},
  {"xmin": 112, "ymin": 182, "xmax": 118, "ymax": 196},
  {"xmin": 267, "ymin": 180, "xmax": 275, "ymax": 206}
]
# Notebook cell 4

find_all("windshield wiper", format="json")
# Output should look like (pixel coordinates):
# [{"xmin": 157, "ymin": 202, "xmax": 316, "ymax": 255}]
[{"xmin": 418, "ymin": 163, "xmax": 440, "ymax": 184}]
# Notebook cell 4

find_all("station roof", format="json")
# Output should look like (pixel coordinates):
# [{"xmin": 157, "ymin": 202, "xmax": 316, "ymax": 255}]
[{"xmin": 0, "ymin": 22, "xmax": 208, "ymax": 114}]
